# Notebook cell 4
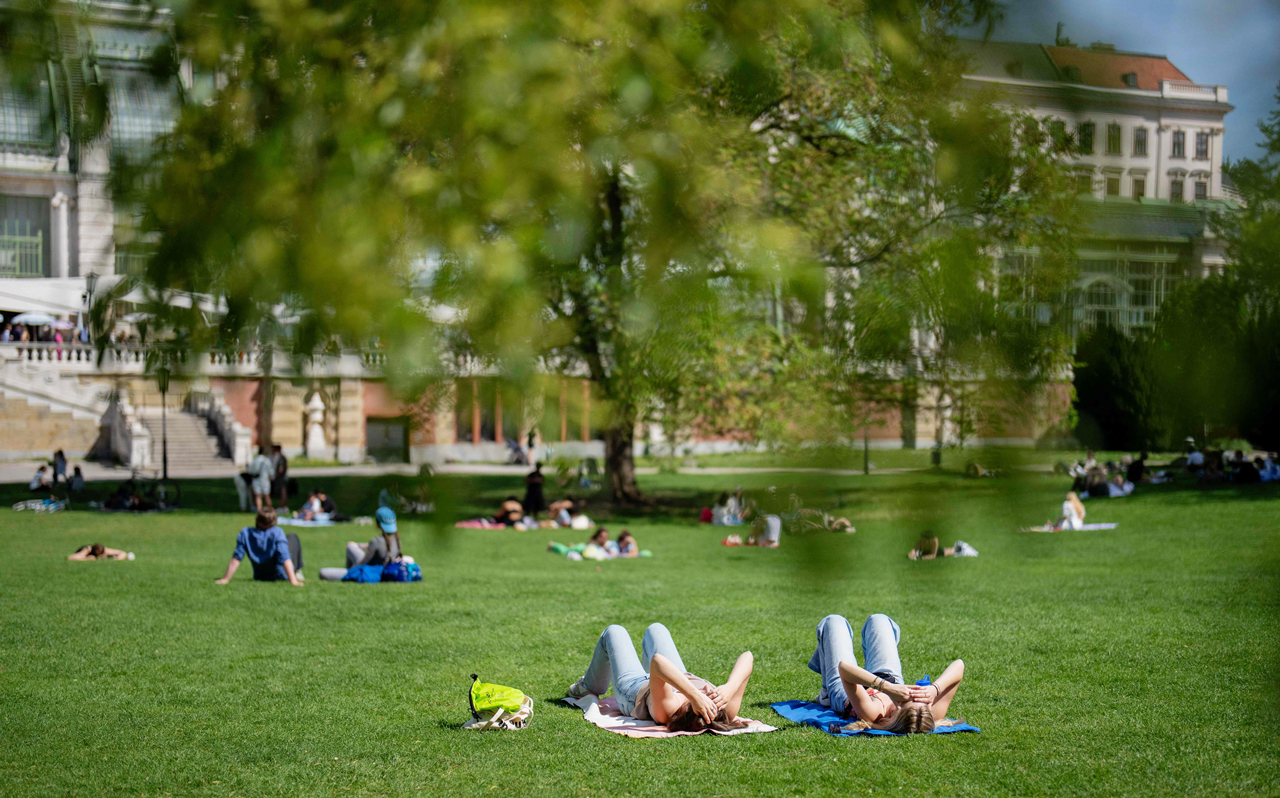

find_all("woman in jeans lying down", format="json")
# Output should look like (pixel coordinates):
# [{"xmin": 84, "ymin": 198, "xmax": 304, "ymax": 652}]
[
  {"xmin": 566, "ymin": 623, "xmax": 753, "ymax": 732},
  {"xmin": 809, "ymin": 613, "xmax": 965, "ymax": 734}
]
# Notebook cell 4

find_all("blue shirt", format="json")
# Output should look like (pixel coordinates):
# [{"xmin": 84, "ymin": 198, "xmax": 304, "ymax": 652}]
[{"xmin": 232, "ymin": 525, "xmax": 292, "ymax": 581}]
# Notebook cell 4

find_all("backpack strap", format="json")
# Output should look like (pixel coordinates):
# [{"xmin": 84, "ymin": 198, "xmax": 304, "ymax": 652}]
[{"xmin": 469, "ymin": 674, "xmax": 480, "ymax": 720}]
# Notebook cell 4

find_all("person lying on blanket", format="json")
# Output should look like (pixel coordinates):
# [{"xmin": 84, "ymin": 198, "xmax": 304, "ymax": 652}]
[
  {"xmin": 809, "ymin": 613, "xmax": 965, "ymax": 734},
  {"xmin": 566, "ymin": 623, "xmax": 754, "ymax": 732}
]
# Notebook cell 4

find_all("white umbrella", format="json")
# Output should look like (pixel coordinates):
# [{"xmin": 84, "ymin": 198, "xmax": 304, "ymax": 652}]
[
  {"xmin": 121, "ymin": 312, "xmax": 153, "ymax": 324},
  {"xmin": 10, "ymin": 312, "xmax": 58, "ymax": 326},
  {"xmin": 51, "ymin": 320, "xmax": 76, "ymax": 330}
]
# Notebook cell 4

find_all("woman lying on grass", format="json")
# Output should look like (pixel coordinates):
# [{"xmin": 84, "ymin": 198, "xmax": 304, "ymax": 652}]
[
  {"xmin": 907, "ymin": 534, "xmax": 977, "ymax": 559},
  {"xmin": 809, "ymin": 613, "xmax": 964, "ymax": 734},
  {"xmin": 566, "ymin": 623, "xmax": 754, "ymax": 732},
  {"xmin": 68, "ymin": 543, "xmax": 132, "ymax": 560}
]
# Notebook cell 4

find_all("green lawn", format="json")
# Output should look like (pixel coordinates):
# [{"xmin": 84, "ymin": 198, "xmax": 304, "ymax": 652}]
[{"xmin": 2, "ymin": 470, "xmax": 1278, "ymax": 797}]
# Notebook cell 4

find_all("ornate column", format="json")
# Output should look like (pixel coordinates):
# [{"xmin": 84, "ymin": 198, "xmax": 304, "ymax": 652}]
[{"xmin": 50, "ymin": 192, "xmax": 70, "ymax": 278}]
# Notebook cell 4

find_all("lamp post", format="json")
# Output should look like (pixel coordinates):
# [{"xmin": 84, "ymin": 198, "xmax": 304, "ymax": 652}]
[
  {"xmin": 157, "ymin": 363, "xmax": 170, "ymax": 481},
  {"xmin": 83, "ymin": 271, "xmax": 98, "ymax": 343}
]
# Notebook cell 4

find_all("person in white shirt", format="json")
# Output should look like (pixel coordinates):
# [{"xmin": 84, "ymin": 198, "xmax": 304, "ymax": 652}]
[
  {"xmin": 1185, "ymin": 447, "xmax": 1205, "ymax": 470},
  {"xmin": 1105, "ymin": 475, "xmax": 1135, "ymax": 498},
  {"xmin": 249, "ymin": 446, "xmax": 274, "ymax": 511},
  {"xmin": 29, "ymin": 465, "xmax": 49, "ymax": 492},
  {"xmin": 711, "ymin": 491, "xmax": 743, "ymax": 526}
]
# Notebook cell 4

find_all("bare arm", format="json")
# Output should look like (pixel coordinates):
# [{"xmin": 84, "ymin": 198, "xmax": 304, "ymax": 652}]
[
  {"xmin": 924, "ymin": 659, "xmax": 964, "ymax": 719},
  {"xmin": 837, "ymin": 659, "xmax": 913, "ymax": 720},
  {"xmin": 67, "ymin": 548, "xmax": 91, "ymax": 561},
  {"xmin": 215, "ymin": 557, "xmax": 241, "ymax": 584},
  {"xmin": 717, "ymin": 651, "xmax": 754, "ymax": 720},
  {"xmin": 102, "ymin": 547, "xmax": 128, "ymax": 560},
  {"xmin": 649, "ymin": 653, "xmax": 719, "ymax": 723},
  {"xmin": 282, "ymin": 559, "xmax": 303, "ymax": 587}
]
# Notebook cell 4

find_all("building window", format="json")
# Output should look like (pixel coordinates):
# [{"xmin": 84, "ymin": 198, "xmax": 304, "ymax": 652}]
[
  {"xmin": 1172, "ymin": 131, "xmax": 1185, "ymax": 158},
  {"xmin": 1106, "ymin": 123, "xmax": 1122, "ymax": 155},
  {"xmin": 1106, "ymin": 177, "xmax": 1120, "ymax": 196},
  {"xmin": 1170, "ymin": 179, "xmax": 1184, "ymax": 202},
  {"xmin": 1195, "ymin": 181, "xmax": 1208, "ymax": 200},
  {"xmin": 1133, "ymin": 178, "xmax": 1145, "ymax": 199},
  {"xmin": 1078, "ymin": 122, "xmax": 1095, "ymax": 154},
  {"xmin": 1076, "ymin": 174, "xmax": 1093, "ymax": 194},
  {"xmin": 1133, "ymin": 128, "xmax": 1147, "ymax": 156},
  {"xmin": 1195, "ymin": 132, "xmax": 1209, "ymax": 160}
]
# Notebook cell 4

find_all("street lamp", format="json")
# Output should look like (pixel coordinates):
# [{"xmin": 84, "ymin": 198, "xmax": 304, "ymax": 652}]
[
  {"xmin": 83, "ymin": 271, "xmax": 98, "ymax": 342},
  {"xmin": 157, "ymin": 363, "xmax": 170, "ymax": 481}
]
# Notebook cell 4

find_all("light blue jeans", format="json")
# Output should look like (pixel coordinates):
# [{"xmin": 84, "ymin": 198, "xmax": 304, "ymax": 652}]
[
  {"xmin": 807, "ymin": 613, "xmax": 904, "ymax": 717},
  {"xmin": 580, "ymin": 623, "xmax": 687, "ymax": 716}
]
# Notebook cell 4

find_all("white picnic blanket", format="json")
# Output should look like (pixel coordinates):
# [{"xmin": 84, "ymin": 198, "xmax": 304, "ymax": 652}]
[{"xmin": 561, "ymin": 694, "xmax": 776, "ymax": 738}]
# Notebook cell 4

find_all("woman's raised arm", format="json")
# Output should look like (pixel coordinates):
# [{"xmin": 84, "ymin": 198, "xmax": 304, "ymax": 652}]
[
  {"xmin": 925, "ymin": 658, "xmax": 964, "ymax": 719},
  {"xmin": 837, "ymin": 659, "xmax": 912, "ymax": 718},
  {"xmin": 649, "ymin": 653, "xmax": 719, "ymax": 722}
]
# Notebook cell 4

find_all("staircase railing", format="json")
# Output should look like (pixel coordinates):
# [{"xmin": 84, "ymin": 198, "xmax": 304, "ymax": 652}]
[{"xmin": 186, "ymin": 387, "xmax": 253, "ymax": 466}]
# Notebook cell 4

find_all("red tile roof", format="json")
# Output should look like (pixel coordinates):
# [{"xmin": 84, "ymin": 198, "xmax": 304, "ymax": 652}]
[{"xmin": 1045, "ymin": 46, "xmax": 1191, "ymax": 91}]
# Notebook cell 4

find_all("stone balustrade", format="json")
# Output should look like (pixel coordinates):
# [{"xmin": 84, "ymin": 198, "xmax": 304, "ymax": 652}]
[
  {"xmin": 0, "ymin": 342, "xmax": 388, "ymax": 379},
  {"xmin": 1161, "ymin": 80, "xmax": 1228, "ymax": 103}
]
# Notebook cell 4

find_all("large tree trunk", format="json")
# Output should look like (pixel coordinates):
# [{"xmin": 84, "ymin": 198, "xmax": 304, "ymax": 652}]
[{"xmin": 603, "ymin": 418, "xmax": 645, "ymax": 504}]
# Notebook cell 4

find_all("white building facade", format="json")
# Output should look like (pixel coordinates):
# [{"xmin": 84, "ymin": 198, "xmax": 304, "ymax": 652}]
[{"xmin": 959, "ymin": 39, "xmax": 1239, "ymax": 336}]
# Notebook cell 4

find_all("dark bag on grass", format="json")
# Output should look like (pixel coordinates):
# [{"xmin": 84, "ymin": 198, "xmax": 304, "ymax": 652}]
[
  {"xmin": 382, "ymin": 561, "xmax": 422, "ymax": 583},
  {"xmin": 341, "ymin": 564, "xmax": 383, "ymax": 583}
]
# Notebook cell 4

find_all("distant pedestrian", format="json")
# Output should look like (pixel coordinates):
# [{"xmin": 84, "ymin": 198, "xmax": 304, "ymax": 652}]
[
  {"xmin": 523, "ymin": 462, "xmax": 547, "ymax": 517},
  {"xmin": 270, "ymin": 444, "xmax": 289, "ymax": 509},
  {"xmin": 52, "ymin": 450, "xmax": 67, "ymax": 484},
  {"xmin": 249, "ymin": 446, "xmax": 273, "ymax": 511},
  {"xmin": 1, "ymin": 323, "xmax": 11, "ymax": 342}
]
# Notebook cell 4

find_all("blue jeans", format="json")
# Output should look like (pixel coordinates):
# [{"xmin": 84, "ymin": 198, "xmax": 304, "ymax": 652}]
[
  {"xmin": 580, "ymin": 624, "xmax": 687, "ymax": 716},
  {"xmin": 807, "ymin": 614, "xmax": 903, "ymax": 717}
]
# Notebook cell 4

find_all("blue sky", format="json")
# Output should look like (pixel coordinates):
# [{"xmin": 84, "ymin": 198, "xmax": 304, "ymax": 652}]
[{"xmin": 962, "ymin": 0, "xmax": 1280, "ymax": 161}]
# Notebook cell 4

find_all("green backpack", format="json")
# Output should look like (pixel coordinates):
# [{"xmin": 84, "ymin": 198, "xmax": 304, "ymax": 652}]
[{"xmin": 465, "ymin": 674, "xmax": 532, "ymax": 730}]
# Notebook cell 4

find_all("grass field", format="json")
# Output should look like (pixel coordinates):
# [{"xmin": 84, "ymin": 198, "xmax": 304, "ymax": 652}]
[{"xmin": 2, "ymin": 469, "xmax": 1278, "ymax": 797}]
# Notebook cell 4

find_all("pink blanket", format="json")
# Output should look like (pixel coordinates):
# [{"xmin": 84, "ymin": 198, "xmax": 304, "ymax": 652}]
[
  {"xmin": 562, "ymin": 695, "xmax": 777, "ymax": 738},
  {"xmin": 454, "ymin": 519, "xmax": 505, "ymax": 528}
]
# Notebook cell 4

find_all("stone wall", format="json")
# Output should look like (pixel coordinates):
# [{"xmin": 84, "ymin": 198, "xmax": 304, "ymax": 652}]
[{"xmin": 0, "ymin": 394, "xmax": 101, "ymax": 460}]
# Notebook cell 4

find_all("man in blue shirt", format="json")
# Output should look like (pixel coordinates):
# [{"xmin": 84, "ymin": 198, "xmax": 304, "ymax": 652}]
[{"xmin": 215, "ymin": 508, "xmax": 304, "ymax": 586}]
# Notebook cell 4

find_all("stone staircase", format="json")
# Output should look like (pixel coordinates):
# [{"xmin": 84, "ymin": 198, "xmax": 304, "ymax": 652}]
[{"xmin": 139, "ymin": 409, "xmax": 232, "ymax": 473}]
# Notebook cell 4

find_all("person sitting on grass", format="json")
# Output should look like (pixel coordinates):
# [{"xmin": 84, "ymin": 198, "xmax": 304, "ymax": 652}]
[
  {"xmin": 215, "ymin": 508, "xmax": 304, "ymax": 586},
  {"xmin": 1231, "ymin": 453, "xmax": 1261, "ymax": 484},
  {"xmin": 1185, "ymin": 445, "xmax": 1205, "ymax": 471},
  {"xmin": 68, "ymin": 543, "xmax": 132, "ymax": 561},
  {"xmin": 29, "ymin": 465, "xmax": 49, "ymax": 493},
  {"xmin": 711, "ymin": 492, "xmax": 745, "ymax": 526},
  {"xmin": 1027, "ymin": 491, "xmax": 1088, "ymax": 532},
  {"xmin": 295, "ymin": 489, "xmax": 335, "ymax": 521},
  {"xmin": 319, "ymin": 507, "xmax": 402, "ymax": 580},
  {"xmin": 751, "ymin": 513, "xmax": 782, "ymax": 548},
  {"xmin": 1257, "ymin": 456, "xmax": 1280, "ymax": 483},
  {"xmin": 1126, "ymin": 452, "xmax": 1149, "ymax": 484},
  {"xmin": 565, "ymin": 622, "xmax": 753, "ymax": 732},
  {"xmin": 808, "ymin": 613, "xmax": 965, "ymax": 734},
  {"xmin": 69, "ymin": 466, "xmax": 85, "ymax": 494},
  {"xmin": 1103, "ymin": 473, "xmax": 1135, "ymax": 498},
  {"xmin": 907, "ymin": 533, "xmax": 978, "ymax": 559}
]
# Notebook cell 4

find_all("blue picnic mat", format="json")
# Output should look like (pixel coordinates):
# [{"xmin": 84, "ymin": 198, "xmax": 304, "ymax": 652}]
[{"xmin": 770, "ymin": 698, "xmax": 981, "ymax": 736}]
